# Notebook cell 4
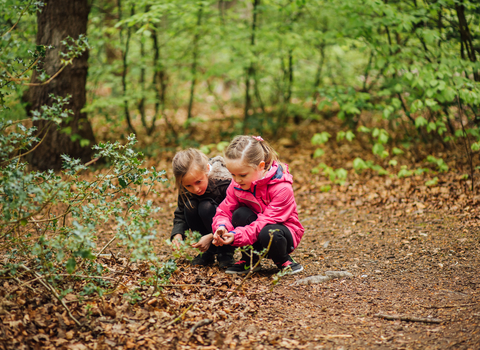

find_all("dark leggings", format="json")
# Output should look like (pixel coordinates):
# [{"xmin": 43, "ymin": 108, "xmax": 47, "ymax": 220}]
[
  {"xmin": 232, "ymin": 206, "xmax": 294, "ymax": 265},
  {"xmin": 184, "ymin": 198, "xmax": 234, "ymax": 255}
]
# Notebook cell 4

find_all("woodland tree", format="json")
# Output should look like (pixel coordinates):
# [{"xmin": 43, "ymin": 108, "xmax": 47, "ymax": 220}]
[{"xmin": 24, "ymin": 0, "xmax": 95, "ymax": 170}]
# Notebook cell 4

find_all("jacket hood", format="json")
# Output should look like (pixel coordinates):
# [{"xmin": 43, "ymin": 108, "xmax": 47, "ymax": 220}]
[
  {"xmin": 251, "ymin": 161, "xmax": 293, "ymax": 188},
  {"xmin": 208, "ymin": 156, "xmax": 231, "ymax": 182}
]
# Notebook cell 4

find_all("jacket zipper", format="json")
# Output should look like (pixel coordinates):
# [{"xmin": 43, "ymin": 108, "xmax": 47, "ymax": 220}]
[{"xmin": 236, "ymin": 193, "xmax": 263, "ymax": 213}]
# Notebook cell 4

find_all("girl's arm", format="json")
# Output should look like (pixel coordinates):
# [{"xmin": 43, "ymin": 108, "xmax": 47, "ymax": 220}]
[
  {"xmin": 231, "ymin": 185, "xmax": 297, "ymax": 247},
  {"xmin": 191, "ymin": 233, "xmax": 213, "ymax": 252},
  {"xmin": 171, "ymin": 198, "xmax": 190, "ymax": 239},
  {"xmin": 212, "ymin": 183, "xmax": 239, "ymax": 233}
]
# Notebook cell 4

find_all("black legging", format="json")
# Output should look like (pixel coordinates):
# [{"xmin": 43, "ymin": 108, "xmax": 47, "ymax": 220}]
[
  {"xmin": 231, "ymin": 206, "xmax": 294, "ymax": 265},
  {"xmin": 184, "ymin": 198, "xmax": 234, "ymax": 256}
]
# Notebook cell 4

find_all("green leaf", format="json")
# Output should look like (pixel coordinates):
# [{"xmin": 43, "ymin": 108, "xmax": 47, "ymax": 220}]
[
  {"xmin": 62, "ymin": 126, "xmax": 72, "ymax": 135},
  {"xmin": 311, "ymin": 132, "xmax": 331, "ymax": 145},
  {"xmin": 66, "ymin": 258, "xmax": 76, "ymax": 274},
  {"xmin": 392, "ymin": 147, "xmax": 404, "ymax": 155},
  {"xmin": 442, "ymin": 87, "xmax": 456, "ymax": 102},
  {"xmin": 389, "ymin": 159, "xmax": 398, "ymax": 166},
  {"xmin": 411, "ymin": 100, "xmax": 423, "ymax": 113},
  {"xmin": 425, "ymin": 99, "xmax": 437, "ymax": 107},
  {"xmin": 353, "ymin": 157, "xmax": 368, "ymax": 172},
  {"xmin": 199, "ymin": 145, "xmax": 211, "ymax": 154},
  {"xmin": 320, "ymin": 185, "xmax": 331, "ymax": 192},
  {"xmin": 415, "ymin": 116, "xmax": 428, "ymax": 128},
  {"xmin": 398, "ymin": 165, "xmax": 413, "ymax": 178},
  {"xmin": 20, "ymin": 219, "xmax": 28, "ymax": 226},
  {"xmin": 345, "ymin": 131, "xmax": 355, "ymax": 142},
  {"xmin": 216, "ymin": 141, "xmax": 229, "ymax": 152},
  {"xmin": 426, "ymin": 122, "xmax": 436, "ymax": 133},
  {"xmin": 425, "ymin": 177, "xmax": 438, "ymax": 186},
  {"xmin": 313, "ymin": 148, "xmax": 325, "ymax": 158},
  {"xmin": 358, "ymin": 126, "xmax": 371, "ymax": 133},
  {"xmin": 118, "ymin": 177, "xmax": 128, "ymax": 188},
  {"xmin": 378, "ymin": 132, "xmax": 389, "ymax": 144},
  {"xmin": 80, "ymin": 139, "xmax": 90, "ymax": 147},
  {"xmin": 372, "ymin": 143, "xmax": 385, "ymax": 157}
]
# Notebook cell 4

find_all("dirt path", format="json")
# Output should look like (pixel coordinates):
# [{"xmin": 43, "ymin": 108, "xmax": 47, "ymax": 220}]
[
  {"xmin": 1, "ymin": 171, "xmax": 479, "ymax": 349},
  {"xmin": 216, "ymin": 207, "xmax": 480, "ymax": 349}
]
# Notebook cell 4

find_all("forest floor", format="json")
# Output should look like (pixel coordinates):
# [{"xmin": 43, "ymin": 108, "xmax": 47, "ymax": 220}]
[{"xmin": 1, "ymin": 115, "xmax": 480, "ymax": 349}]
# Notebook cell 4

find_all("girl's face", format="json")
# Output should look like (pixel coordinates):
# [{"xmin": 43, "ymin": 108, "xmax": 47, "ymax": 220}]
[
  {"xmin": 226, "ymin": 159, "xmax": 265, "ymax": 190},
  {"xmin": 181, "ymin": 167, "xmax": 209, "ymax": 196}
]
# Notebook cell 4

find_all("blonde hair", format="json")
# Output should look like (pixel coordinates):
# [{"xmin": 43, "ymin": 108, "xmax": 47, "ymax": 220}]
[
  {"xmin": 172, "ymin": 148, "xmax": 209, "ymax": 205},
  {"xmin": 224, "ymin": 135, "xmax": 281, "ymax": 170}
]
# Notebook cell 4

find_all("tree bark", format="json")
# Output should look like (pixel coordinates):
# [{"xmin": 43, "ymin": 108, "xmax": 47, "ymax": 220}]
[
  {"xmin": 24, "ymin": 0, "xmax": 95, "ymax": 170},
  {"xmin": 187, "ymin": 3, "xmax": 203, "ymax": 120},
  {"xmin": 243, "ymin": 0, "xmax": 260, "ymax": 133}
]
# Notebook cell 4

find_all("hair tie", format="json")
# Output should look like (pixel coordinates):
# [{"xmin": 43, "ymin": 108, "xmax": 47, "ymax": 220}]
[{"xmin": 252, "ymin": 136, "xmax": 264, "ymax": 142}]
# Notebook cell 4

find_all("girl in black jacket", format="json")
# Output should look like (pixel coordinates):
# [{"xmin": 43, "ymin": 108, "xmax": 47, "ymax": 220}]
[{"xmin": 171, "ymin": 149, "xmax": 234, "ymax": 268}]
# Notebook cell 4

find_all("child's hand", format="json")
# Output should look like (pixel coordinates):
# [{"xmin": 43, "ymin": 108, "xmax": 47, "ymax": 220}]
[
  {"xmin": 212, "ymin": 227, "xmax": 227, "ymax": 246},
  {"xmin": 171, "ymin": 234, "xmax": 183, "ymax": 250},
  {"xmin": 214, "ymin": 230, "xmax": 234, "ymax": 246},
  {"xmin": 191, "ymin": 234, "xmax": 212, "ymax": 252}
]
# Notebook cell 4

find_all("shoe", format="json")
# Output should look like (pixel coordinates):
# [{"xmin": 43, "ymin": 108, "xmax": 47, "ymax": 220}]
[
  {"xmin": 225, "ymin": 260, "xmax": 261, "ymax": 274},
  {"xmin": 190, "ymin": 252, "xmax": 215, "ymax": 266},
  {"xmin": 277, "ymin": 257, "xmax": 303, "ymax": 275},
  {"xmin": 217, "ymin": 253, "xmax": 235, "ymax": 269}
]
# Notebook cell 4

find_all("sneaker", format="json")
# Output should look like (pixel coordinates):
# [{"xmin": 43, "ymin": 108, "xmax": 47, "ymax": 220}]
[
  {"xmin": 217, "ymin": 253, "xmax": 235, "ymax": 269},
  {"xmin": 225, "ymin": 260, "xmax": 261, "ymax": 275},
  {"xmin": 190, "ymin": 252, "xmax": 215, "ymax": 266},
  {"xmin": 277, "ymin": 257, "xmax": 303, "ymax": 275}
]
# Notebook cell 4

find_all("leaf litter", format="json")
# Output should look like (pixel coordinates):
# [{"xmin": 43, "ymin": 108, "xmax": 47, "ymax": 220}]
[{"xmin": 1, "ymin": 118, "xmax": 480, "ymax": 349}]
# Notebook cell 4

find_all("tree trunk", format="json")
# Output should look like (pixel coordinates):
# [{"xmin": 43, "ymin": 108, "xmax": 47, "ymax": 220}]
[
  {"xmin": 243, "ymin": 0, "xmax": 260, "ymax": 133},
  {"xmin": 187, "ymin": 3, "xmax": 203, "ymax": 120},
  {"xmin": 24, "ymin": 0, "xmax": 95, "ymax": 170}
]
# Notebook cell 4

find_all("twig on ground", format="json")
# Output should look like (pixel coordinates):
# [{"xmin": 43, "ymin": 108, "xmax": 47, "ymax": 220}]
[
  {"xmin": 111, "ymin": 260, "xmax": 130, "ymax": 291},
  {"xmin": 158, "ymin": 288, "xmax": 177, "ymax": 317},
  {"xmin": 189, "ymin": 318, "xmax": 212, "ymax": 336},
  {"xmin": 374, "ymin": 313, "xmax": 442, "ymax": 324},
  {"xmin": 19, "ymin": 265, "xmax": 82, "ymax": 327},
  {"xmin": 214, "ymin": 233, "xmax": 274, "ymax": 306},
  {"xmin": 159, "ymin": 284, "xmax": 236, "ymax": 292},
  {"xmin": 422, "ymin": 302, "xmax": 478, "ymax": 309},
  {"xmin": 317, "ymin": 334, "xmax": 353, "ymax": 339},
  {"xmin": 164, "ymin": 303, "xmax": 195, "ymax": 327},
  {"xmin": 7, "ymin": 276, "xmax": 36, "ymax": 298},
  {"xmin": 13, "ymin": 277, "xmax": 35, "ymax": 291},
  {"xmin": 96, "ymin": 237, "xmax": 117, "ymax": 258}
]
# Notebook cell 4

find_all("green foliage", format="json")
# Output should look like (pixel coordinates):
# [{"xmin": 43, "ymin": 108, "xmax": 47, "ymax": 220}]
[
  {"xmin": 426, "ymin": 155, "xmax": 449, "ymax": 173},
  {"xmin": 311, "ymin": 132, "xmax": 331, "ymax": 145},
  {"xmin": 1, "ymin": 3, "xmax": 170, "ymax": 297},
  {"xmin": 1, "ymin": 117, "xmax": 167, "ymax": 293},
  {"xmin": 425, "ymin": 177, "xmax": 439, "ymax": 187},
  {"xmin": 337, "ymin": 130, "xmax": 355, "ymax": 142},
  {"xmin": 199, "ymin": 141, "xmax": 230, "ymax": 155},
  {"xmin": 311, "ymin": 132, "xmax": 330, "ymax": 159},
  {"xmin": 398, "ymin": 165, "xmax": 414, "ymax": 178},
  {"xmin": 312, "ymin": 163, "xmax": 347, "ymax": 185},
  {"xmin": 165, "ymin": 230, "xmax": 202, "ymax": 260}
]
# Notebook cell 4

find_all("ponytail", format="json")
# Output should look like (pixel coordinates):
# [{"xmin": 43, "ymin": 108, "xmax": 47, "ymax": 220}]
[{"xmin": 224, "ymin": 135, "xmax": 282, "ymax": 170}]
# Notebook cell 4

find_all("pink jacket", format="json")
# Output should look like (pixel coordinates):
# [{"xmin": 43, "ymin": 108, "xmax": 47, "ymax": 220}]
[{"xmin": 212, "ymin": 161, "xmax": 304, "ymax": 249}]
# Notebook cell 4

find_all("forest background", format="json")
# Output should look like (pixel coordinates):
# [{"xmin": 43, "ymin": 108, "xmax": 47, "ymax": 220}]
[{"xmin": 1, "ymin": 0, "xmax": 480, "ymax": 349}]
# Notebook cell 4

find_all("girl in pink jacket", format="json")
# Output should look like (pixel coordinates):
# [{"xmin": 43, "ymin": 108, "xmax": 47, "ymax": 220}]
[{"xmin": 212, "ymin": 135, "xmax": 304, "ymax": 275}]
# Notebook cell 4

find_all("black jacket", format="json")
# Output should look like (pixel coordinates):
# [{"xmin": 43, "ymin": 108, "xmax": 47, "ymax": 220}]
[{"xmin": 171, "ymin": 156, "xmax": 231, "ymax": 239}]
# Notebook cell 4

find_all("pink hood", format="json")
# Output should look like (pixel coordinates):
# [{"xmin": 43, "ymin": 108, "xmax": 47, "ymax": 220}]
[{"xmin": 213, "ymin": 161, "xmax": 304, "ymax": 248}]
